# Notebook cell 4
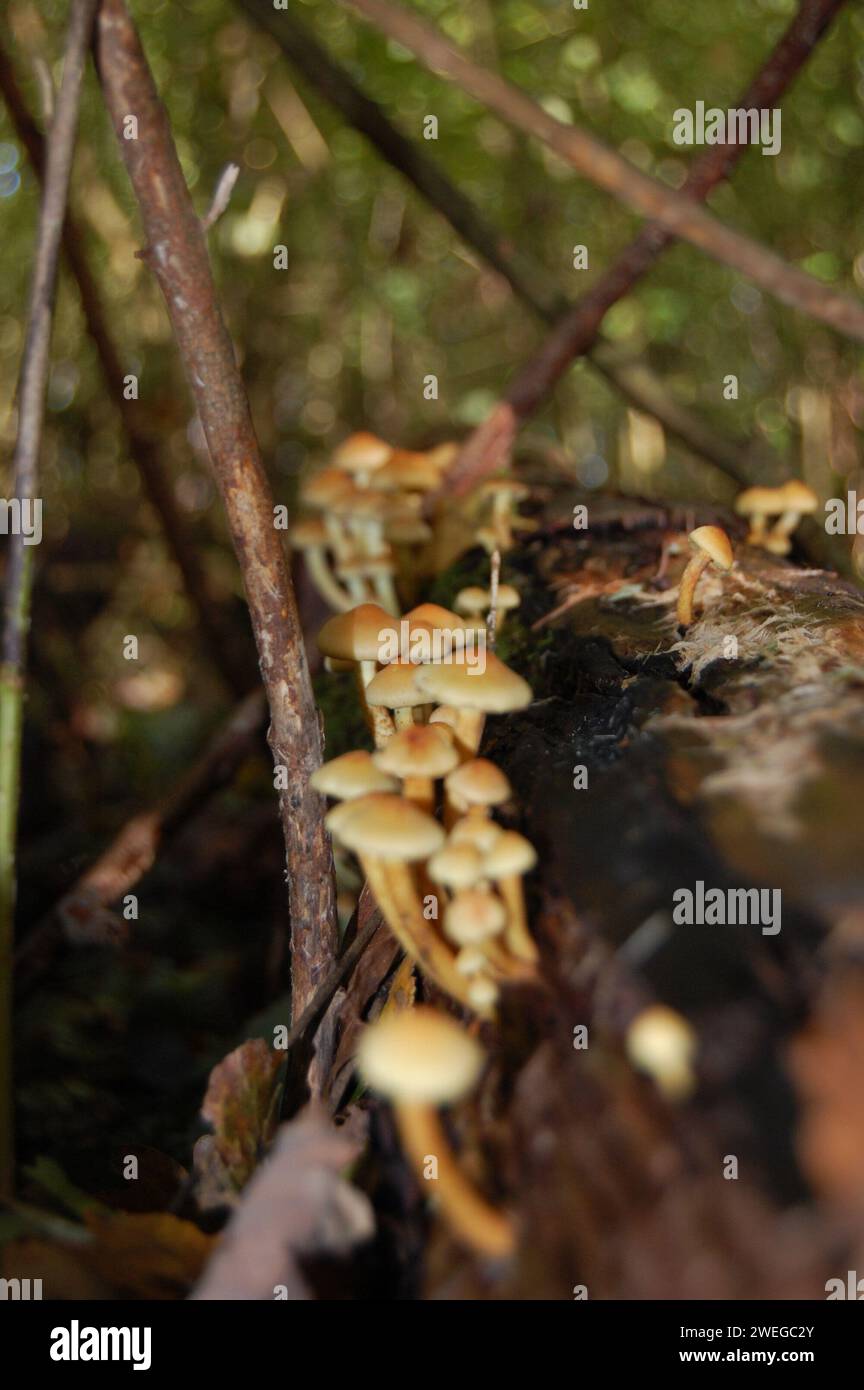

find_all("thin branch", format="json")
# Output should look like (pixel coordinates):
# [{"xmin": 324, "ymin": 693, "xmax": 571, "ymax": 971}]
[
  {"xmin": 93, "ymin": 0, "xmax": 338, "ymax": 1022},
  {"xmin": 0, "ymin": 39, "xmax": 254, "ymax": 696},
  {"xmin": 0, "ymin": 0, "xmax": 98, "ymax": 1201},
  {"xmin": 245, "ymin": 0, "xmax": 848, "ymax": 515},
  {"xmin": 343, "ymin": 0, "xmax": 863, "ymax": 340},
  {"xmin": 437, "ymin": 0, "xmax": 848, "ymax": 498},
  {"xmin": 15, "ymin": 689, "xmax": 268, "ymax": 991}
]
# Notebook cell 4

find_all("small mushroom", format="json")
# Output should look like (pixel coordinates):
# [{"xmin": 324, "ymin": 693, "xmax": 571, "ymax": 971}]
[
  {"xmin": 327, "ymin": 793, "xmax": 473, "ymax": 1008},
  {"xmin": 373, "ymin": 723, "xmax": 459, "ymax": 812},
  {"xmin": 416, "ymin": 652, "xmax": 532, "ymax": 756},
  {"xmin": 366, "ymin": 660, "xmax": 430, "ymax": 731},
  {"xmin": 483, "ymin": 829, "xmax": 539, "ymax": 965},
  {"xmin": 770, "ymin": 480, "xmax": 818, "ymax": 552},
  {"xmin": 675, "ymin": 525, "xmax": 734, "ymax": 629},
  {"xmin": 626, "ymin": 1004, "xmax": 697, "ymax": 1102},
  {"xmin": 317, "ymin": 602, "xmax": 397, "ymax": 746},
  {"xmin": 734, "ymin": 485, "xmax": 782, "ymax": 547},
  {"xmin": 444, "ymin": 758, "xmax": 511, "ymax": 816},
  {"xmin": 428, "ymin": 842, "xmax": 485, "ymax": 895},
  {"xmin": 357, "ymin": 1007, "xmax": 514, "ymax": 1258},
  {"xmin": 311, "ymin": 749, "xmax": 400, "ymax": 801},
  {"xmin": 332, "ymin": 430, "xmax": 392, "ymax": 487}
]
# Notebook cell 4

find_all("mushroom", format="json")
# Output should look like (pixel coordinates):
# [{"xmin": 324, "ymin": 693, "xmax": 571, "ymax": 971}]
[
  {"xmin": 416, "ymin": 652, "xmax": 532, "ymax": 757},
  {"xmin": 675, "ymin": 525, "xmax": 734, "ymax": 629},
  {"xmin": 444, "ymin": 758, "xmax": 511, "ymax": 816},
  {"xmin": 357, "ymin": 1007, "xmax": 514, "ymax": 1258},
  {"xmin": 443, "ymin": 887, "xmax": 514, "ymax": 991},
  {"xmin": 317, "ymin": 602, "xmax": 397, "ymax": 746},
  {"xmin": 365, "ymin": 660, "xmax": 430, "ymax": 731},
  {"xmin": 483, "ymin": 830, "xmax": 538, "ymax": 965},
  {"xmin": 449, "ymin": 814, "xmax": 502, "ymax": 856},
  {"xmin": 327, "ymin": 793, "xmax": 473, "ymax": 1008},
  {"xmin": 332, "ymin": 430, "xmax": 392, "ymax": 487},
  {"xmin": 427, "ymin": 842, "xmax": 484, "ymax": 896},
  {"xmin": 734, "ymin": 485, "xmax": 783, "ymax": 548},
  {"xmin": 310, "ymin": 749, "xmax": 398, "ymax": 800},
  {"xmin": 479, "ymin": 478, "xmax": 530, "ymax": 552},
  {"xmin": 770, "ymin": 480, "xmax": 818, "ymax": 552},
  {"xmin": 625, "ymin": 1004, "xmax": 697, "ymax": 1102},
  {"xmin": 373, "ymin": 723, "xmax": 459, "ymax": 813}
]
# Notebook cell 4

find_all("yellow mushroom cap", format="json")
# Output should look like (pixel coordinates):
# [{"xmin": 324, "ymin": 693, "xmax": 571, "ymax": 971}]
[
  {"xmin": 328, "ymin": 793, "xmax": 445, "ymax": 862},
  {"xmin": 373, "ymin": 724, "xmax": 459, "ymax": 780},
  {"xmin": 450, "ymin": 816, "xmax": 502, "ymax": 855},
  {"xmin": 467, "ymin": 977, "xmax": 500, "ymax": 1010},
  {"xmin": 778, "ymin": 480, "xmax": 817, "ymax": 512},
  {"xmin": 483, "ymin": 829, "xmax": 537, "ymax": 877},
  {"xmin": 317, "ymin": 603, "xmax": 395, "ymax": 663},
  {"xmin": 369, "ymin": 451, "xmax": 441, "ymax": 493},
  {"xmin": 427, "ymin": 842, "xmax": 484, "ymax": 891},
  {"xmin": 444, "ymin": 889, "xmax": 507, "ymax": 945},
  {"xmin": 416, "ymin": 652, "xmax": 532, "ymax": 713},
  {"xmin": 289, "ymin": 517, "xmax": 328, "ymax": 548},
  {"xmin": 688, "ymin": 525, "xmax": 733, "ymax": 571},
  {"xmin": 302, "ymin": 467, "xmax": 355, "ymax": 509},
  {"xmin": 332, "ymin": 431, "xmax": 392, "ymax": 474},
  {"xmin": 429, "ymin": 705, "xmax": 460, "ymax": 732},
  {"xmin": 496, "ymin": 584, "xmax": 521, "ymax": 612},
  {"xmin": 625, "ymin": 1004, "xmax": 697, "ymax": 1101},
  {"xmin": 357, "ymin": 1005, "xmax": 484, "ymax": 1105},
  {"xmin": 734, "ymin": 485, "xmax": 785, "ymax": 516},
  {"xmin": 480, "ymin": 478, "xmax": 530, "ymax": 504},
  {"xmin": 365, "ymin": 661, "xmax": 428, "ymax": 710},
  {"xmin": 455, "ymin": 586, "xmax": 490, "ymax": 615},
  {"xmin": 310, "ymin": 750, "xmax": 398, "ymax": 800},
  {"xmin": 445, "ymin": 758, "xmax": 512, "ymax": 808},
  {"xmin": 404, "ymin": 602, "xmax": 472, "ymax": 632}
]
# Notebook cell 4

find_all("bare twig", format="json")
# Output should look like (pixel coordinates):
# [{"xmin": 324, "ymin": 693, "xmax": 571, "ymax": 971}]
[
  {"xmin": 14, "ymin": 689, "xmax": 268, "ymax": 991},
  {"xmin": 93, "ymin": 0, "xmax": 337, "ymax": 1022},
  {"xmin": 0, "ymin": 0, "xmax": 98, "ymax": 1201},
  {"xmin": 0, "ymin": 40, "xmax": 254, "ymax": 695},
  {"xmin": 342, "ymin": 0, "xmax": 863, "ymax": 341},
  {"xmin": 436, "ymin": 0, "xmax": 848, "ymax": 499}
]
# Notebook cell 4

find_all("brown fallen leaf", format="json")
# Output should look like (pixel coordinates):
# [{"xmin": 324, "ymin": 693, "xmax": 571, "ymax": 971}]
[
  {"xmin": 193, "ymin": 1038, "xmax": 284, "ymax": 1207},
  {"xmin": 191, "ymin": 1104, "xmax": 374, "ymax": 1300},
  {"xmin": 81, "ymin": 1211, "xmax": 214, "ymax": 1299}
]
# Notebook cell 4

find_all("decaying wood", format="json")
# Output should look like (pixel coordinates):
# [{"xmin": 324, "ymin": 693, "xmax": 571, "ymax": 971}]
[
  {"xmin": 93, "ymin": 0, "xmax": 337, "ymax": 1023},
  {"xmin": 352, "ymin": 492, "xmax": 864, "ymax": 1297}
]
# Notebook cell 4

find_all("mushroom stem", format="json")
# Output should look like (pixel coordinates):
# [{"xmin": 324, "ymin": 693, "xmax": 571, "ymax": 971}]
[
  {"xmin": 675, "ymin": 552, "xmax": 711, "ymax": 628},
  {"xmin": 305, "ymin": 548, "xmax": 354, "ymax": 612},
  {"xmin": 497, "ymin": 875, "xmax": 539, "ymax": 964},
  {"xmin": 394, "ymin": 706, "xmax": 416, "ymax": 731},
  {"xmin": 453, "ymin": 709, "xmax": 485, "ymax": 759},
  {"xmin": 371, "ymin": 567, "xmax": 401, "ymax": 618},
  {"xmin": 402, "ymin": 775, "xmax": 434, "ymax": 815},
  {"xmin": 357, "ymin": 663, "xmax": 394, "ymax": 747},
  {"xmin": 395, "ymin": 1102, "xmax": 514, "ymax": 1259},
  {"xmin": 771, "ymin": 509, "xmax": 803, "ymax": 542},
  {"xmin": 376, "ymin": 858, "xmax": 492, "ymax": 1016}
]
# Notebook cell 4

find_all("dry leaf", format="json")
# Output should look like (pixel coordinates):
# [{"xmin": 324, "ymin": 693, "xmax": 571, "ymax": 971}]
[
  {"xmin": 193, "ymin": 1038, "xmax": 283, "ymax": 1206},
  {"xmin": 192, "ymin": 1104, "xmax": 374, "ymax": 1300}
]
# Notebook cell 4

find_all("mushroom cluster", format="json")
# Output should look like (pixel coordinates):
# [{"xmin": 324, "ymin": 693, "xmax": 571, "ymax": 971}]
[
  {"xmin": 291, "ymin": 432, "xmax": 535, "ymax": 615},
  {"xmin": 735, "ymin": 480, "xmax": 817, "ymax": 555},
  {"xmin": 309, "ymin": 597, "xmax": 538, "ymax": 1018}
]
